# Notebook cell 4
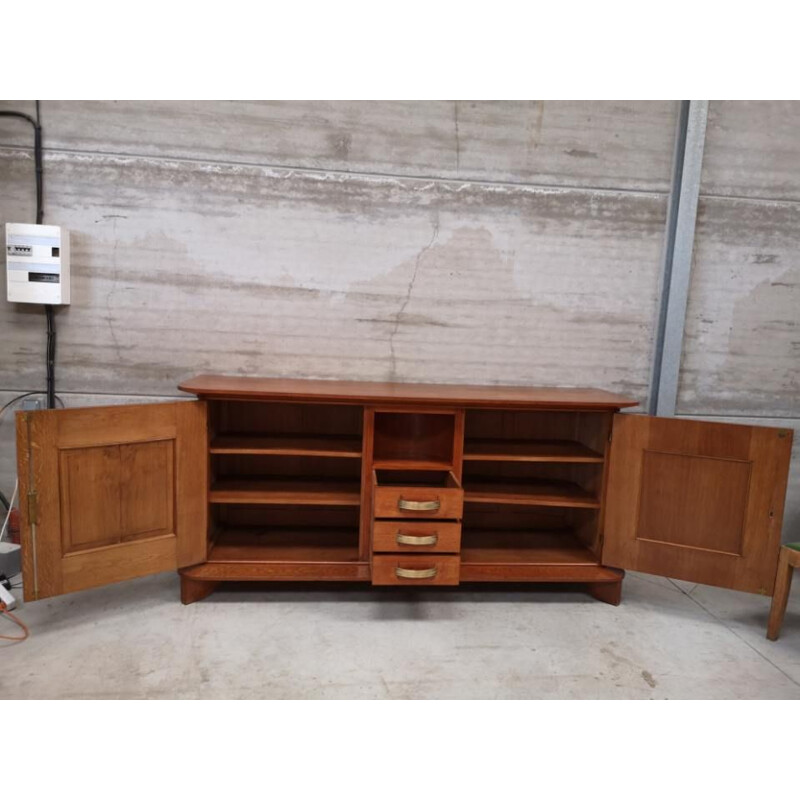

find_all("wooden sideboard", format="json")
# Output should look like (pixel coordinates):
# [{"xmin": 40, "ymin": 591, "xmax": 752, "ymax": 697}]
[{"xmin": 16, "ymin": 375, "xmax": 793, "ymax": 608}]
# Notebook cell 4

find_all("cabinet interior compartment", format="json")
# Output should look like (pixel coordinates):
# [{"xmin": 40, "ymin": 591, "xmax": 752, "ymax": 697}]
[
  {"xmin": 206, "ymin": 400, "xmax": 365, "ymax": 564},
  {"xmin": 210, "ymin": 453, "xmax": 362, "ymax": 505},
  {"xmin": 463, "ymin": 409, "xmax": 609, "ymax": 461},
  {"xmin": 460, "ymin": 505, "xmax": 602, "ymax": 565},
  {"xmin": 373, "ymin": 411, "xmax": 456, "ymax": 468},
  {"xmin": 199, "ymin": 400, "xmax": 611, "ymax": 571},
  {"xmin": 462, "ymin": 409, "xmax": 610, "ymax": 508},
  {"xmin": 462, "ymin": 460, "xmax": 603, "ymax": 508},
  {"xmin": 209, "ymin": 399, "xmax": 363, "ymax": 507},
  {"xmin": 373, "ymin": 469, "xmax": 457, "ymax": 489},
  {"xmin": 460, "ymin": 409, "xmax": 610, "ymax": 565},
  {"xmin": 210, "ymin": 400, "xmax": 363, "ymax": 458},
  {"xmin": 209, "ymin": 504, "xmax": 361, "ymax": 563}
]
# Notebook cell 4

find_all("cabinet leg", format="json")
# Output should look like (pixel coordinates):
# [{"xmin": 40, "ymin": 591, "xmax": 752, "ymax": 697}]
[
  {"xmin": 180, "ymin": 575, "xmax": 219, "ymax": 605},
  {"xmin": 587, "ymin": 579, "xmax": 623, "ymax": 606},
  {"xmin": 767, "ymin": 548, "xmax": 795, "ymax": 641}
]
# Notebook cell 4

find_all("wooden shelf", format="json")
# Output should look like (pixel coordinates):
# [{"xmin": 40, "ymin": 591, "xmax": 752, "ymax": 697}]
[
  {"xmin": 464, "ymin": 478, "xmax": 600, "ymax": 508},
  {"xmin": 209, "ymin": 528, "xmax": 360, "ymax": 563},
  {"xmin": 372, "ymin": 458, "xmax": 453, "ymax": 471},
  {"xmin": 210, "ymin": 435, "xmax": 361, "ymax": 458},
  {"xmin": 463, "ymin": 439, "xmax": 604, "ymax": 463},
  {"xmin": 460, "ymin": 530, "xmax": 598, "ymax": 565},
  {"xmin": 209, "ymin": 479, "xmax": 361, "ymax": 506}
]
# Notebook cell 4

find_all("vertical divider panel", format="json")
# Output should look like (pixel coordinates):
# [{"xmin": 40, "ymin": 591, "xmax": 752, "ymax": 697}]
[
  {"xmin": 206, "ymin": 400, "xmax": 218, "ymax": 550},
  {"xmin": 359, "ymin": 407, "xmax": 375, "ymax": 562},
  {"xmin": 574, "ymin": 411, "xmax": 613, "ymax": 558},
  {"xmin": 452, "ymin": 409, "xmax": 465, "ymax": 483},
  {"xmin": 592, "ymin": 414, "xmax": 614, "ymax": 559}
]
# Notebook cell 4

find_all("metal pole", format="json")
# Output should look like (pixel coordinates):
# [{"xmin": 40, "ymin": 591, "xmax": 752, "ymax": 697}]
[{"xmin": 649, "ymin": 100, "xmax": 709, "ymax": 416}]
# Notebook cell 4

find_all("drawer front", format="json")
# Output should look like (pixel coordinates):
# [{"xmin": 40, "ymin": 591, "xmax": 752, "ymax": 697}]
[
  {"xmin": 372, "ymin": 520, "xmax": 461, "ymax": 553},
  {"xmin": 372, "ymin": 555, "xmax": 460, "ymax": 586},
  {"xmin": 373, "ymin": 484, "xmax": 463, "ymax": 520}
]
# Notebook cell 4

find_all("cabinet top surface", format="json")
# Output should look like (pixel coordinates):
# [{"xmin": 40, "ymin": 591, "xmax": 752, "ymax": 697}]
[{"xmin": 179, "ymin": 374, "xmax": 639, "ymax": 410}]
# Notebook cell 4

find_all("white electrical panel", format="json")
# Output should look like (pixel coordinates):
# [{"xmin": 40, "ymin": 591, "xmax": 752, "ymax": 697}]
[{"xmin": 6, "ymin": 222, "xmax": 70, "ymax": 305}]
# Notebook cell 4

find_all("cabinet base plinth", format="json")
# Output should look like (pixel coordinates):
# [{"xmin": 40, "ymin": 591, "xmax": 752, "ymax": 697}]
[
  {"xmin": 180, "ymin": 576, "xmax": 220, "ymax": 605},
  {"xmin": 178, "ymin": 565, "xmax": 625, "ymax": 603},
  {"xmin": 586, "ymin": 573, "xmax": 624, "ymax": 606}
]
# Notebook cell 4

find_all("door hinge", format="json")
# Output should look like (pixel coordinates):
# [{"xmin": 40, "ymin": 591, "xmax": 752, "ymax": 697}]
[{"xmin": 27, "ymin": 490, "xmax": 39, "ymax": 525}]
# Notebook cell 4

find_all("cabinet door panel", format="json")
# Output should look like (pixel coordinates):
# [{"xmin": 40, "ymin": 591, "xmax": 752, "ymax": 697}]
[
  {"xmin": 602, "ymin": 414, "xmax": 792, "ymax": 595},
  {"xmin": 17, "ymin": 401, "xmax": 207, "ymax": 601}
]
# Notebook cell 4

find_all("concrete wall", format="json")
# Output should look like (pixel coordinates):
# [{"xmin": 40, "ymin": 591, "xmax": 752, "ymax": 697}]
[
  {"xmin": 679, "ymin": 101, "xmax": 800, "ymax": 536},
  {"xmin": 0, "ymin": 100, "xmax": 797, "ymax": 537},
  {"xmin": 0, "ymin": 101, "xmax": 674, "ymax": 398}
]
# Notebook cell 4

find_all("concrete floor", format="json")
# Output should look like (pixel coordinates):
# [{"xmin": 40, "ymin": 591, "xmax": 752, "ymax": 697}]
[{"xmin": 1, "ymin": 572, "xmax": 799, "ymax": 699}]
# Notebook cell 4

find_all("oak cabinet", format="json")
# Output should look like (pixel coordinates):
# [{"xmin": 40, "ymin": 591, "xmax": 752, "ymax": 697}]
[{"xmin": 16, "ymin": 375, "xmax": 793, "ymax": 607}]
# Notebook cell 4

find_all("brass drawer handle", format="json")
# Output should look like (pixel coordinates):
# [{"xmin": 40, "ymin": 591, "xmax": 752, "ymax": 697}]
[
  {"xmin": 398, "ymin": 498, "xmax": 440, "ymax": 512},
  {"xmin": 396, "ymin": 533, "xmax": 438, "ymax": 547},
  {"xmin": 395, "ymin": 566, "xmax": 438, "ymax": 580}
]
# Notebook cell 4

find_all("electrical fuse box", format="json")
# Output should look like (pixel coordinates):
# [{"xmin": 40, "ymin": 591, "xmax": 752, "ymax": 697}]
[{"xmin": 6, "ymin": 222, "xmax": 70, "ymax": 305}]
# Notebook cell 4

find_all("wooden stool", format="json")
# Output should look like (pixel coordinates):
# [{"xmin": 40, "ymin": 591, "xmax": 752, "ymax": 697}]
[{"xmin": 767, "ymin": 543, "xmax": 800, "ymax": 641}]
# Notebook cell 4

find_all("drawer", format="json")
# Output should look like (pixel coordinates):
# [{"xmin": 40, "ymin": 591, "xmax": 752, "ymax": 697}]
[
  {"xmin": 372, "ymin": 520, "xmax": 461, "ymax": 553},
  {"xmin": 373, "ymin": 469, "xmax": 463, "ymax": 520},
  {"xmin": 372, "ymin": 555, "xmax": 460, "ymax": 586}
]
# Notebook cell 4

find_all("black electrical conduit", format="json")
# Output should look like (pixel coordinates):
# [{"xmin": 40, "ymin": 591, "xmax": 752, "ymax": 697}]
[{"xmin": 0, "ymin": 101, "xmax": 57, "ymax": 411}]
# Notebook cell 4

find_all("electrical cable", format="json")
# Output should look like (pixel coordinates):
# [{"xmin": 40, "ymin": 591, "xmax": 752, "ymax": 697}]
[
  {"xmin": 36, "ymin": 101, "xmax": 57, "ymax": 412},
  {"xmin": 0, "ymin": 606, "xmax": 29, "ymax": 642},
  {"xmin": 46, "ymin": 305, "xmax": 56, "ymax": 409},
  {"xmin": 35, "ymin": 100, "xmax": 43, "ymax": 222},
  {"xmin": 0, "ymin": 480, "xmax": 19, "ymax": 542},
  {"xmin": 0, "ymin": 391, "xmax": 45, "ymax": 418},
  {"xmin": 1, "ymin": 101, "xmax": 56, "ymax": 409},
  {"xmin": 0, "ymin": 391, "xmax": 64, "ymax": 421},
  {"xmin": 0, "ymin": 109, "xmax": 42, "ymax": 221}
]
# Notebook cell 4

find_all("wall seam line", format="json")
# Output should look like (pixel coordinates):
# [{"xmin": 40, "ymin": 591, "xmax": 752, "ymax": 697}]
[{"xmin": 0, "ymin": 144, "xmax": 671, "ymax": 199}]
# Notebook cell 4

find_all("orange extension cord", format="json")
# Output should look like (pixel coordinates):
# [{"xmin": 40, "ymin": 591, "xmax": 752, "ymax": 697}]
[{"xmin": 0, "ymin": 604, "xmax": 29, "ymax": 642}]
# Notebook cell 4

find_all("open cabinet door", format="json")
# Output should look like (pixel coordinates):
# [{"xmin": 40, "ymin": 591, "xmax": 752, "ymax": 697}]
[
  {"xmin": 602, "ymin": 414, "xmax": 792, "ymax": 595},
  {"xmin": 16, "ymin": 401, "xmax": 207, "ymax": 602}
]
